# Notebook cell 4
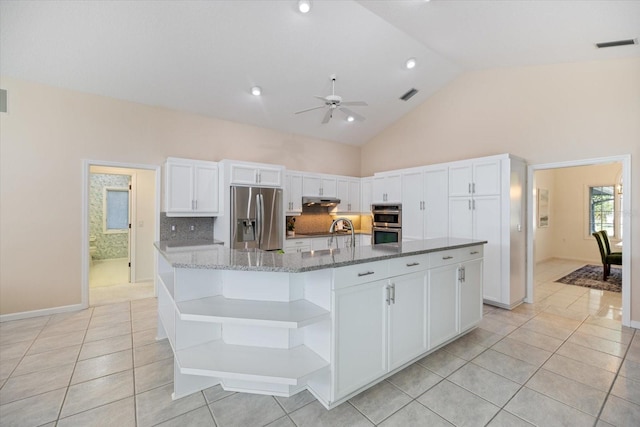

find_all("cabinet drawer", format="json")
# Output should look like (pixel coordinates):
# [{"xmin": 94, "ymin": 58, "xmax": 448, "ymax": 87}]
[
  {"xmin": 458, "ymin": 245, "xmax": 483, "ymax": 262},
  {"xmin": 428, "ymin": 248, "xmax": 463, "ymax": 268},
  {"xmin": 429, "ymin": 245, "xmax": 483, "ymax": 268},
  {"xmin": 333, "ymin": 261, "xmax": 389, "ymax": 290},
  {"xmin": 389, "ymin": 254, "xmax": 429, "ymax": 276}
]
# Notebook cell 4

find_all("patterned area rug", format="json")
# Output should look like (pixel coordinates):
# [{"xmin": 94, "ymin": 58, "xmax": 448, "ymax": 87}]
[{"xmin": 556, "ymin": 264, "xmax": 622, "ymax": 292}]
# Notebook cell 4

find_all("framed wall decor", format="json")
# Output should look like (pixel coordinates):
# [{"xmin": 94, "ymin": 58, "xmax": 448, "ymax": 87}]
[{"xmin": 538, "ymin": 188, "xmax": 549, "ymax": 228}]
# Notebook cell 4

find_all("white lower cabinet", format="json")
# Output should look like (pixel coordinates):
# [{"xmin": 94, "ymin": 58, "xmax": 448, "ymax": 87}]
[
  {"xmin": 333, "ymin": 280, "xmax": 387, "ymax": 399},
  {"xmin": 459, "ymin": 258, "xmax": 483, "ymax": 332},
  {"xmin": 388, "ymin": 271, "xmax": 428, "ymax": 370},
  {"xmin": 428, "ymin": 247, "xmax": 484, "ymax": 349},
  {"xmin": 284, "ymin": 238, "xmax": 311, "ymax": 253},
  {"xmin": 332, "ymin": 256, "xmax": 430, "ymax": 401},
  {"xmin": 428, "ymin": 264, "xmax": 458, "ymax": 348}
]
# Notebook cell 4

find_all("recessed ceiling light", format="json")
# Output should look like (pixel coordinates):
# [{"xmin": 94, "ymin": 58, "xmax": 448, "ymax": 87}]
[
  {"xmin": 298, "ymin": 0, "xmax": 311, "ymax": 14},
  {"xmin": 405, "ymin": 57, "xmax": 416, "ymax": 69},
  {"xmin": 251, "ymin": 86, "xmax": 261, "ymax": 96},
  {"xmin": 347, "ymin": 116, "xmax": 355, "ymax": 122}
]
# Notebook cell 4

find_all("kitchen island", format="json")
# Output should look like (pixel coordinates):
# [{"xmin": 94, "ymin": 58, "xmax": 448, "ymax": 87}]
[{"xmin": 155, "ymin": 238, "xmax": 486, "ymax": 409}]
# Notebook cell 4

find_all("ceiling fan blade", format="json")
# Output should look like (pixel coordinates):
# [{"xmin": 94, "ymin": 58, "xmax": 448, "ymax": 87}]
[
  {"xmin": 295, "ymin": 105, "xmax": 326, "ymax": 114},
  {"xmin": 321, "ymin": 109, "xmax": 333, "ymax": 124},
  {"xmin": 341, "ymin": 101, "xmax": 368, "ymax": 106},
  {"xmin": 339, "ymin": 107, "xmax": 365, "ymax": 122},
  {"xmin": 314, "ymin": 96, "xmax": 328, "ymax": 102}
]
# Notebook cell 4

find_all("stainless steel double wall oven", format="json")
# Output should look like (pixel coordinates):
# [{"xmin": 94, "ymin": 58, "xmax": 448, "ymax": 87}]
[{"xmin": 371, "ymin": 203, "xmax": 402, "ymax": 245}]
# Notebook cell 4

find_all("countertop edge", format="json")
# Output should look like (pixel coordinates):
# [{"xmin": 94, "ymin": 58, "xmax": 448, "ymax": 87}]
[{"xmin": 156, "ymin": 239, "xmax": 487, "ymax": 273}]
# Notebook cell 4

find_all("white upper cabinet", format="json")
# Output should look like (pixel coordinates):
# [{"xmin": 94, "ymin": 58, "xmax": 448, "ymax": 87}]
[
  {"xmin": 302, "ymin": 174, "xmax": 337, "ymax": 198},
  {"xmin": 401, "ymin": 169, "xmax": 425, "ymax": 241},
  {"xmin": 401, "ymin": 165, "xmax": 449, "ymax": 242},
  {"xmin": 229, "ymin": 162, "xmax": 283, "ymax": 187},
  {"xmin": 336, "ymin": 177, "xmax": 362, "ymax": 213},
  {"xmin": 360, "ymin": 177, "xmax": 372, "ymax": 214},
  {"xmin": 372, "ymin": 172, "xmax": 401, "ymax": 203},
  {"xmin": 447, "ymin": 154, "xmax": 526, "ymax": 309},
  {"xmin": 449, "ymin": 158, "xmax": 501, "ymax": 197},
  {"xmin": 285, "ymin": 172, "xmax": 303, "ymax": 213},
  {"xmin": 165, "ymin": 157, "xmax": 219, "ymax": 216}
]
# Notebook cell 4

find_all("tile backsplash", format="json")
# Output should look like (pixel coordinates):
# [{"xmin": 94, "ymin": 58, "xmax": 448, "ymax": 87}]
[
  {"xmin": 289, "ymin": 209, "xmax": 365, "ymax": 235},
  {"xmin": 159, "ymin": 212, "xmax": 214, "ymax": 241}
]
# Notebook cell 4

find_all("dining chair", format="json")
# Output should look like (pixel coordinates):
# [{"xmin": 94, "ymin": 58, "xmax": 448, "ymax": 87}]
[{"xmin": 592, "ymin": 230, "xmax": 622, "ymax": 280}]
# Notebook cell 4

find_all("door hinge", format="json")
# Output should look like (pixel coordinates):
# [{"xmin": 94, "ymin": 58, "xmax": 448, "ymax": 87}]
[
  {"xmin": 129, "ymin": 223, "xmax": 131, "ymax": 229},
  {"xmin": 128, "ymin": 262, "xmax": 131, "ymax": 267},
  {"xmin": 129, "ymin": 184, "xmax": 132, "ymax": 190}
]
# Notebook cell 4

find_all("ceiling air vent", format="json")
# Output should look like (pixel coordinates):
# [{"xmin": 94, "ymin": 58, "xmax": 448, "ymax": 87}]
[
  {"xmin": 400, "ymin": 88, "xmax": 418, "ymax": 101},
  {"xmin": 596, "ymin": 38, "xmax": 638, "ymax": 49}
]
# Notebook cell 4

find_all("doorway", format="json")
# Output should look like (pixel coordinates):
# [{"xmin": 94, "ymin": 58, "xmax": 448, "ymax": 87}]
[
  {"xmin": 526, "ymin": 155, "xmax": 631, "ymax": 327},
  {"xmin": 82, "ymin": 161, "xmax": 160, "ymax": 307},
  {"xmin": 89, "ymin": 168, "xmax": 132, "ymax": 288}
]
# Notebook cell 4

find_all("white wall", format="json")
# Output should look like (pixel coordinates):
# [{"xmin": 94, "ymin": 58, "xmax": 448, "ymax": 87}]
[
  {"xmin": 362, "ymin": 57, "xmax": 640, "ymax": 323},
  {"xmin": 0, "ymin": 76, "xmax": 361, "ymax": 315}
]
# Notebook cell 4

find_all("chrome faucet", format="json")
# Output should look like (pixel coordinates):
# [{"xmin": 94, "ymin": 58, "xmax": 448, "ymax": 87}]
[{"xmin": 329, "ymin": 217, "xmax": 355, "ymax": 248}]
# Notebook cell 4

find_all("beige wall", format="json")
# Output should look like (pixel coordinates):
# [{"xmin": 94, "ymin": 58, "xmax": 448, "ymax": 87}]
[
  {"xmin": 0, "ymin": 76, "xmax": 360, "ymax": 315},
  {"xmin": 533, "ymin": 169, "xmax": 556, "ymax": 263},
  {"xmin": 362, "ymin": 58, "xmax": 640, "ymax": 323},
  {"xmin": 534, "ymin": 164, "xmax": 623, "ymax": 265}
]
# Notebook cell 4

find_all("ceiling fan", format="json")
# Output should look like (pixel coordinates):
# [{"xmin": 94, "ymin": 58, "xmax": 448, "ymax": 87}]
[{"xmin": 295, "ymin": 74, "xmax": 368, "ymax": 124}]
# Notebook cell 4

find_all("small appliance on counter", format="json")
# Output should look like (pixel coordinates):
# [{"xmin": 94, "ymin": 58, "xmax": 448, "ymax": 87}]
[{"xmin": 371, "ymin": 203, "xmax": 402, "ymax": 245}]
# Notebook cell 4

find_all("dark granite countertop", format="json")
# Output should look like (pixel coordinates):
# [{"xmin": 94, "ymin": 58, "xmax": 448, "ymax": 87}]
[{"xmin": 155, "ymin": 238, "xmax": 487, "ymax": 273}]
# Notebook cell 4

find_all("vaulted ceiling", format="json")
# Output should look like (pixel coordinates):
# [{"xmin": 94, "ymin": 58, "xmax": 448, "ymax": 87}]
[{"xmin": 1, "ymin": 1, "xmax": 638, "ymax": 145}]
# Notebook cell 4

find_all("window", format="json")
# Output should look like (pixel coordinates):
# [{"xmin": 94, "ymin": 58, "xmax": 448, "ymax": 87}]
[
  {"xmin": 104, "ymin": 187, "xmax": 129, "ymax": 233},
  {"xmin": 588, "ymin": 185, "xmax": 618, "ymax": 238}
]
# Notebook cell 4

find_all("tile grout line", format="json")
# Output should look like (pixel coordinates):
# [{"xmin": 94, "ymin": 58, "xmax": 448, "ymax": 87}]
[
  {"xmin": 480, "ymin": 304, "xmax": 593, "ymax": 425},
  {"xmin": 54, "ymin": 306, "xmax": 94, "ymax": 424},
  {"xmin": 593, "ymin": 327, "xmax": 637, "ymax": 425}
]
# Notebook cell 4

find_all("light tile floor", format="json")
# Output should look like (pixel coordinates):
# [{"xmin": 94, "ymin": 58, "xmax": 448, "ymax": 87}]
[
  {"xmin": 1, "ymin": 259, "xmax": 638, "ymax": 426},
  {"xmin": 89, "ymin": 258, "xmax": 154, "ymax": 306}
]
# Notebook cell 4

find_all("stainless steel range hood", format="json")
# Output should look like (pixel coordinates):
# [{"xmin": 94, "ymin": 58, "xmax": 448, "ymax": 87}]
[{"xmin": 302, "ymin": 197, "xmax": 341, "ymax": 208}]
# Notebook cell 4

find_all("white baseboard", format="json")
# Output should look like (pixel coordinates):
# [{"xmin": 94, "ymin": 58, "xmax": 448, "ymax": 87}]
[
  {"xmin": 629, "ymin": 319, "xmax": 640, "ymax": 330},
  {"xmin": 0, "ymin": 303, "xmax": 86, "ymax": 323}
]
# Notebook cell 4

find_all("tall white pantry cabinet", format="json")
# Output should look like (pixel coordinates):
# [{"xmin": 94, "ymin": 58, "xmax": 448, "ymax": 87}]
[{"xmin": 447, "ymin": 154, "xmax": 526, "ymax": 309}]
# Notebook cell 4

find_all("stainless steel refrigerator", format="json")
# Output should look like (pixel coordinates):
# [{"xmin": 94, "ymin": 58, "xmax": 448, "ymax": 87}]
[{"xmin": 230, "ymin": 186, "xmax": 283, "ymax": 251}]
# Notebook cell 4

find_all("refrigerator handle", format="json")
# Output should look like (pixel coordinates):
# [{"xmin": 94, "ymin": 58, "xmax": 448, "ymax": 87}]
[{"xmin": 256, "ymin": 193, "xmax": 263, "ymax": 247}]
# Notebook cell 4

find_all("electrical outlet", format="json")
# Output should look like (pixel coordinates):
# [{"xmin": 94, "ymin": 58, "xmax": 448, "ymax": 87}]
[
  {"xmin": 190, "ymin": 225, "xmax": 195, "ymax": 231},
  {"xmin": 171, "ymin": 225, "xmax": 176, "ymax": 232}
]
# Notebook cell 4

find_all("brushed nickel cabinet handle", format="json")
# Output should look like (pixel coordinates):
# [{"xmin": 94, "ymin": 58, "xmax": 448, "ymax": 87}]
[
  {"xmin": 442, "ymin": 256, "xmax": 453, "ymax": 260},
  {"xmin": 358, "ymin": 271, "xmax": 375, "ymax": 277},
  {"xmin": 406, "ymin": 262, "xmax": 420, "ymax": 267}
]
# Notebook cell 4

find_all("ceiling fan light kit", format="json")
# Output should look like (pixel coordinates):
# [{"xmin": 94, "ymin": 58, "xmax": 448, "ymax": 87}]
[
  {"xmin": 295, "ymin": 74, "xmax": 368, "ymax": 124},
  {"xmin": 251, "ymin": 86, "xmax": 262, "ymax": 96}
]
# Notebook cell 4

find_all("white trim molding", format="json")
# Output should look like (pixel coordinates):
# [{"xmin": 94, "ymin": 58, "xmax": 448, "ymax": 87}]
[
  {"xmin": 0, "ymin": 303, "xmax": 85, "ymax": 323},
  {"xmin": 82, "ymin": 159, "xmax": 161, "ymax": 309}
]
